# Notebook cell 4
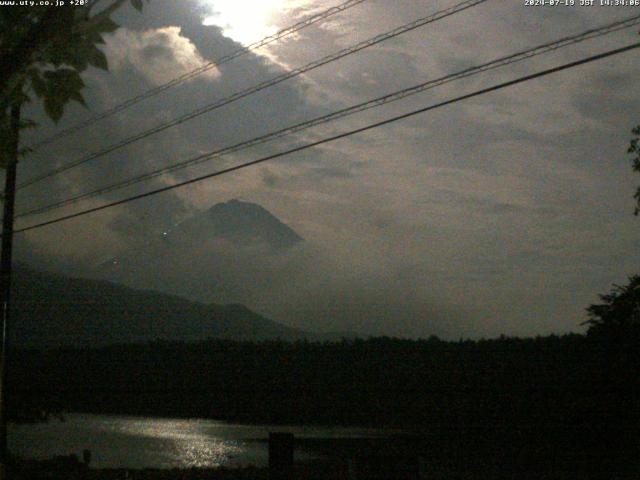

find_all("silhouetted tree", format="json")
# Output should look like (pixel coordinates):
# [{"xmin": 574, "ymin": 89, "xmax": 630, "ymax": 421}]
[
  {"xmin": 584, "ymin": 275, "xmax": 640, "ymax": 342},
  {"xmin": 628, "ymin": 125, "xmax": 640, "ymax": 214},
  {"xmin": 578, "ymin": 277, "xmax": 640, "ymax": 478},
  {"xmin": 0, "ymin": 0, "xmax": 150, "ymax": 142},
  {"xmin": 0, "ymin": 0, "xmax": 150, "ymax": 430}
]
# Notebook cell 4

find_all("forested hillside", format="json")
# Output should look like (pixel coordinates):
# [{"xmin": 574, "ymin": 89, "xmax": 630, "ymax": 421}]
[{"xmin": 10, "ymin": 334, "xmax": 639, "ymax": 475}]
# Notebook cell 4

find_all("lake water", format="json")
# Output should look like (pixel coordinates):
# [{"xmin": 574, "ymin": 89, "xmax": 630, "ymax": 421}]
[{"xmin": 9, "ymin": 413, "xmax": 389, "ymax": 469}]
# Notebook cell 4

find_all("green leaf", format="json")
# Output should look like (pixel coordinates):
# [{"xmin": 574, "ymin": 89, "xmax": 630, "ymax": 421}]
[
  {"xmin": 41, "ymin": 68, "xmax": 86, "ymax": 121},
  {"xmin": 69, "ymin": 89, "xmax": 87, "ymax": 108},
  {"xmin": 0, "ymin": 0, "xmax": 146, "ymax": 126},
  {"xmin": 44, "ymin": 96, "xmax": 64, "ymax": 123},
  {"xmin": 83, "ymin": 28, "xmax": 106, "ymax": 45},
  {"xmin": 93, "ymin": 16, "xmax": 119, "ymax": 34},
  {"xmin": 28, "ymin": 69, "xmax": 47, "ymax": 98},
  {"xmin": 88, "ymin": 46, "xmax": 108, "ymax": 70}
]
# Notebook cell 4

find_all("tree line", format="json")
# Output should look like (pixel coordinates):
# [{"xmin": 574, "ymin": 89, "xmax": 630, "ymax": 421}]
[{"xmin": 8, "ymin": 326, "xmax": 639, "ymax": 476}]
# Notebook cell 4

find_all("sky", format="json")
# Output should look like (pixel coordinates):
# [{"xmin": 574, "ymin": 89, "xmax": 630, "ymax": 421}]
[{"xmin": 10, "ymin": 0, "xmax": 640, "ymax": 339}]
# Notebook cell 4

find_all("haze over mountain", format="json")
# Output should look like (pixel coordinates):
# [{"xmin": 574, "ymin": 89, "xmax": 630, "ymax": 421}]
[
  {"xmin": 103, "ymin": 199, "xmax": 303, "ymax": 268},
  {"xmin": 91, "ymin": 199, "xmax": 305, "ymax": 306},
  {"xmin": 173, "ymin": 199, "xmax": 303, "ymax": 250},
  {"xmin": 14, "ymin": 0, "xmax": 640, "ymax": 340},
  {"xmin": 10, "ymin": 265, "xmax": 313, "ymax": 348},
  {"xmin": 7, "ymin": 202, "xmax": 345, "ymax": 348},
  {"xmin": 28, "ymin": 198, "xmax": 466, "ymax": 339},
  {"xmin": 94, "ymin": 199, "xmax": 303, "ymax": 283}
]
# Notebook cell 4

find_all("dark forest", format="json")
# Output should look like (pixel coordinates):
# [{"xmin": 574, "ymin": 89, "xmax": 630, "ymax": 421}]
[{"xmin": 10, "ymin": 329, "xmax": 639, "ymax": 476}]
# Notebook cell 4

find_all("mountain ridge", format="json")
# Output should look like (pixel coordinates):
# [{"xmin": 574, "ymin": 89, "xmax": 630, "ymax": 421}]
[{"xmin": 10, "ymin": 264, "xmax": 314, "ymax": 348}]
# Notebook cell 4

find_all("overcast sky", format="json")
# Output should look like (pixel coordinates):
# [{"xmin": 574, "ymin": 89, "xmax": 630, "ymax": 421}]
[{"xmin": 11, "ymin": 0, "xmax": 640, "ymax": 339}]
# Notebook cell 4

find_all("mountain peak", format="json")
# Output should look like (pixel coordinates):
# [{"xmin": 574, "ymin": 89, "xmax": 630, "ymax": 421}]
[
  {"xmin": 207, "ymin": 198, "xmax": 269, "ymax": 216},
  {"xmin": 95, "ymin": 200, "xmax": 304, "ymax": 304},
  {"xmin": 193, "ymin": 199, "xmax": 303, "ymax": 250}
]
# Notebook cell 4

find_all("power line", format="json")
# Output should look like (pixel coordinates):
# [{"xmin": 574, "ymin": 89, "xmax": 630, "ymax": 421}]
[
  {"xmin": 15, "ymin": 14, "xmax": 640, "ymax": 220},
  {"xmin": 18, "ymin": 0, "xmax": 488, "ymax": 190},
  {"xmin": 13, "ymin": 41, "xmax": 640, "ymax": 235},
  {"xmin": 27, "ymin": 0, "xmax": 368, "ymax": 151}
]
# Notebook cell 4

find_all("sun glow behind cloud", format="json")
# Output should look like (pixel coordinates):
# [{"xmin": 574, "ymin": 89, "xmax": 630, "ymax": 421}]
[{"xmin": 201, "ymin": 0, "xmax": 295, "ymax": 46}]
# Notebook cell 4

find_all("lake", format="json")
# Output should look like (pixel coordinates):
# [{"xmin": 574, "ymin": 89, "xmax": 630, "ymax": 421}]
[{"xmin": 8, "ymin": 413, "xmax": 390, "ymax": 469}]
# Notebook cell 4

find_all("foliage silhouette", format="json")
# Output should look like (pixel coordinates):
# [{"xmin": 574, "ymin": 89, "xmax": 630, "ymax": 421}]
[
  {"xmin": 628, "ymin": 124, "xmax": 640, "ymax": 214},
  {"xmin": 0, "ymin": 0, "xmax": 150, "ymax": 166},
  {"xmin": 584, "ymin": 275, "xmax": 640, "ymax": 342}
]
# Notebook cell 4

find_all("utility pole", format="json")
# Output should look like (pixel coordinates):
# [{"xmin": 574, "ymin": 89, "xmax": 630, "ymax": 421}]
[{"xmin": 0, "ymin": 102, "xmax": 21, "ymax": 479}]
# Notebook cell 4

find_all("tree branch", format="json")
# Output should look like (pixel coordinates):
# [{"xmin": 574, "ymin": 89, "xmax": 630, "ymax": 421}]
[{"xmin": 0, "ymin": 8, "xmax": 74, "ymax": 104}]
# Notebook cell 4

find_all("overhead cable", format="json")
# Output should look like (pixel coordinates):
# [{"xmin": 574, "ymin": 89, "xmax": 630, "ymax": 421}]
[
  {"xmin": 14, "ymin": 41, "xmax": 640, "ymax": 234},
  {"xmin": 16, "ymin": 14, "xmax": 640, "ymax": 219},
  {"xmin": 27, "ymin": 0, "xmax": 369, "ymax": 151},
  {"xmin": 18, "ymin": 0, "xmax": 488, "ymax": 190}
]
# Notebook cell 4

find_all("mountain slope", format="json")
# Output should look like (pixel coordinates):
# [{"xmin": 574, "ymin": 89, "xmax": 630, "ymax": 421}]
[
  {"xmin": 172, "ymin": 199, "xmax": 303, "ymax": 249},
  {"xmin": 95, "ymin": 199, "xmax": 304, "ymax": 301},
  {"xmin": 10, "ymin": 266, "xmax": 310, "ymax": 348}
]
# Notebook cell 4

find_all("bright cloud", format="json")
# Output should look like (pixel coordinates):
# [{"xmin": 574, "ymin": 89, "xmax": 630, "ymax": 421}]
[{"xmin": 105, "ymin": 26, "xmax": 220, "ymax": 86}]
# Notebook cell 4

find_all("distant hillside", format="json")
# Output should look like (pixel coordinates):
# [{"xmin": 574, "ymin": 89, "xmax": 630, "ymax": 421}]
[{"xmin": 10, "ymin": 266, "xmax": 311, "ymax": 348}]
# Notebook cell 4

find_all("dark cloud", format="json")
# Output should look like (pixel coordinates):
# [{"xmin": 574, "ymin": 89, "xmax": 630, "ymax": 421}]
[
  {"xmin": 12, "ymin": 0, "xmax": 640, "ymax": 339},
  {"xmin": 261, "ymin": 167, "xmax": 280, "ymax": 188}
]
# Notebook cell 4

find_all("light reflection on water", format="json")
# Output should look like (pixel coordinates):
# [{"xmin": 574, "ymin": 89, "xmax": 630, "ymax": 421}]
[
  {"xmin": 8, "ymin": 414, "xmax": 387, "ymax": 469},
  {"xmin": 98, "ymin": 417, "xmax": 242, "ymax": 467}
]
